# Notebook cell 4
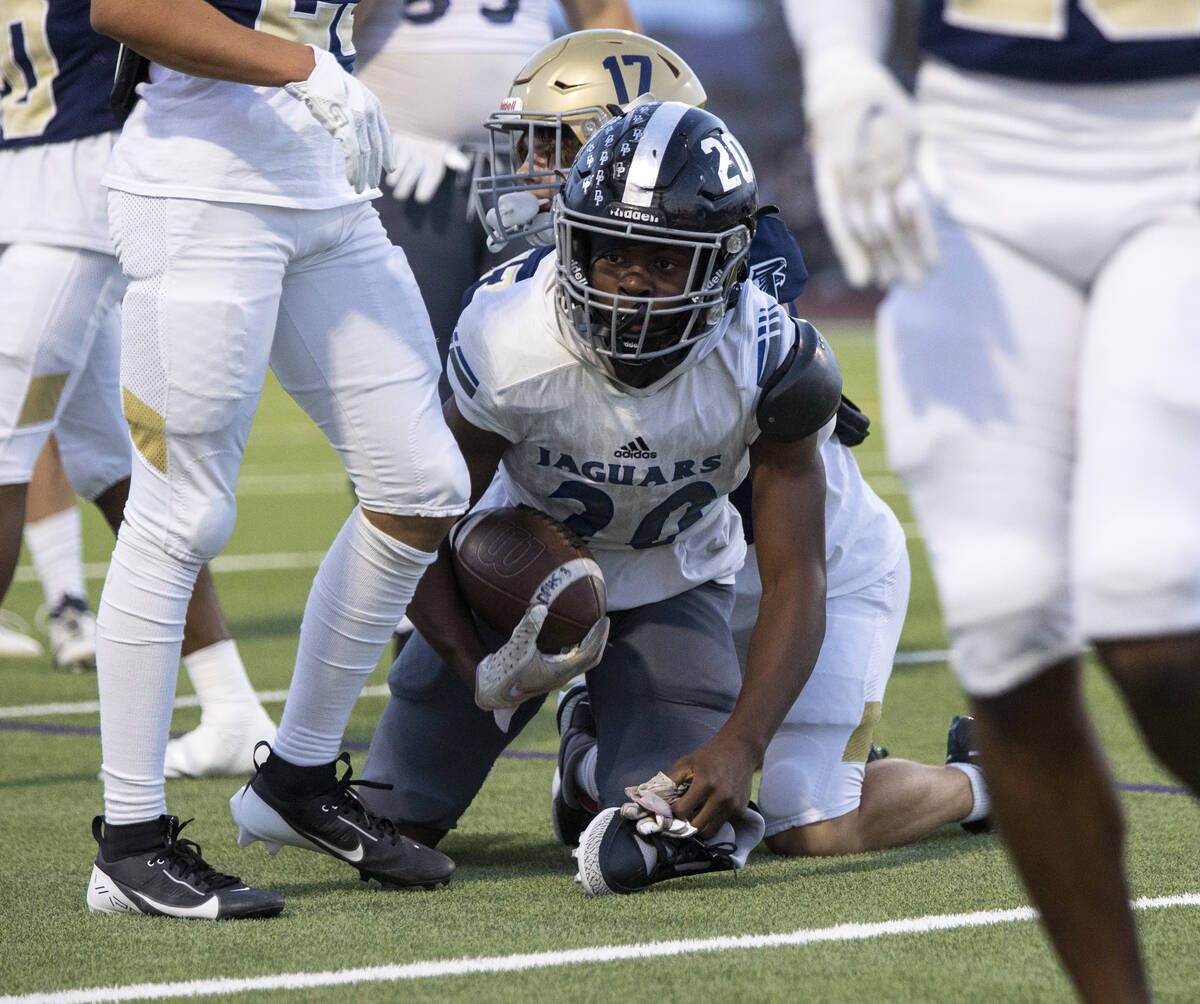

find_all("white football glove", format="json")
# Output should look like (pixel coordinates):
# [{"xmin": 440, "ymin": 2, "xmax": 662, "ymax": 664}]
[
  {"xmin": 385, "ymin": 131, "xmax": 472, "ymax": 204},
  {"xmin": 475, "ymin": 604, "xmax": 610, "ymax": 712},
  {"xmin": 804, "ymin": 46, "xmax": 938, "ymax": 288},
  {"xmin": 620, "ymin": 772, "xmax": 697, "ymax": 837},
  {"xmin": 284, "ymin": 46, "xmax": 396, "ymax": 194}
]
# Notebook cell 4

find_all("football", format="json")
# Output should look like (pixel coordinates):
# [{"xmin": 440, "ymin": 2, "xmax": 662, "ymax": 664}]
[{"xmin": 450, "ymin": 505, "xmax": 607, "ymax": 653}]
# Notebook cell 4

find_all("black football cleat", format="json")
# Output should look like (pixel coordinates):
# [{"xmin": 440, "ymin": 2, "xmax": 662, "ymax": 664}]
[
  {"xmin": 946, "ymin": 715, "xmax": 991, "ymax": 834},
  {"xmin": 87, "ymin": 815, "xmax": 283, "ymax": 919},
  {"xmin": 575, "ymin": 805, "xmax": 765, "ymax": 896},
  {"xmin": 552, "ymin": 684, "xmax": 599, "ymax": 847},
  {"xmin": 867, "ymin": 743, "xmax": 889, "ymax": 762},
  {"xmin": 230, "ymin": 743, "xmax": 453, "ymax": 890}
]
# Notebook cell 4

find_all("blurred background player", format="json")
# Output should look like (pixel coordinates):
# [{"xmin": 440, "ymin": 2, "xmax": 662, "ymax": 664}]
[
  {"xmin": 0, "ymin": 436, "xmax": 96, "ymax": 669},
  {"xmin": 90, "ymin": 0, "xmax": 469, "ymax": 918},
  {"xmin": 351, "ymin": 0, "xmax": 638, "ymax": 400},
  {"xmin": 786, "ymin": 0, "xmax": 1200, "ymax": 1000},
  {"xmin": 0, "ymin": 0, "xmax": 272, "ymax": 765},
  {"xmin": 454, "ymin": 29, "xmax": 989, "ymax": 861}
]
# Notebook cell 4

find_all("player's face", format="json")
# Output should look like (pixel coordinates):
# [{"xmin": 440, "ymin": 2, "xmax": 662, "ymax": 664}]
[
  {"xmin": 590, "ymin": 242, "xmax": 693, "ymax": 302},
  {"xmin": 514, "ymin": 126, "xmax": 584, "ymax": 205}
]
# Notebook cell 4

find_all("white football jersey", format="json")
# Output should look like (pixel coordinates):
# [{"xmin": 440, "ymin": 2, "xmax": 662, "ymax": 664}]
[
  {"xmin": 354, "ymin": 1, "xmax": 553, "ymax": 143},
  {"xmin": 452, "ymin": 255, "xmax": 805, "ymax": 610}
]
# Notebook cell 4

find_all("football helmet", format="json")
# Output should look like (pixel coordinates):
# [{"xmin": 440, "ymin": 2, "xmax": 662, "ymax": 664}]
[
  {"xmin": 474, "ymin": 29, "xmax": 706, "ymax": 251},
  {"xmin": 553, "ymin": 101, "xmax": 758, "ymax": 391}
]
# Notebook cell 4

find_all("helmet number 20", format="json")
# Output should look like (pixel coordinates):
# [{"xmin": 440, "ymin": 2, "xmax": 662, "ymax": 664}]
[{"xmin": 700, "ymin": 135, "xmax": 755, "ymax": 193}]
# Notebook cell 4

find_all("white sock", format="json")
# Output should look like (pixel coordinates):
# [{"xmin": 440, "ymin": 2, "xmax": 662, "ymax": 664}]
[
  {"xmin": 25, "ymin": 507, "xmax": 87, "ymax": 608},
  {"xmin": 948, "ymin": 762, "xmax": 991, "ymax": 824},
  {"xmin": 181, "ymin": 639, "xmax": 266, "ymax": 728},
  {"xmin": 574, "ymin": 744, "xmax": 600, "ymax": 802},
  {"xmin": 272, "ymin": 508, "xmax": 437, "ymax": 767},
  {"xmin": 97, "ymin": 520, "xmax": 199, "ymax": 823}
]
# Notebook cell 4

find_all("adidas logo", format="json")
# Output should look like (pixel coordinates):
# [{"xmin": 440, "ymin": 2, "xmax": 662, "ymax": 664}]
[{"xmin": 613, "ymin": 436, "xmax": 656, "ymax": 460}]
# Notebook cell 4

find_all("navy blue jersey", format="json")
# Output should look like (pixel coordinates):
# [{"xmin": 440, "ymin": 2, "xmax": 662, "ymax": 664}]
[
  {"xmin": 921, "ymin": 0, "xmax": 1200, "ymax": 83},
  {"xmin": 209, "ymin": 0, "xmax": 359, "ymax": 71},
  {"xmin": 462, "ymin": 212, "xmax": 810, "ymax": 311},
  {"xmin": 1, "ymin": 0, "xmax": 118, "ymax": 149}
]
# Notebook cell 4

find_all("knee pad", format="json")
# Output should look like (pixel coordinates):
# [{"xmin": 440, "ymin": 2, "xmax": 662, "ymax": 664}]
[
  {"xmin": 125, "ymin": 453, "xmax": 239, "ymax": 564},
  {"xmin": 177, "ymin": 488, "xmax": 238, "ymax": 563}
]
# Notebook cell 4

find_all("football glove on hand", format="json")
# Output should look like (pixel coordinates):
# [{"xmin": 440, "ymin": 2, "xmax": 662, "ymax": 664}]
[
  {"xmin": 285, "ymin": 46, "xmax": 395, "ymax": 194},
  {"xmin": 385, "ymin": 130, "xmax": 472, "ymax": 204},
  {"xmin": 804, "ymin": 46, "xmax": 938, "ymax": 288},
  {"xmin": 475, "ymin": 605, "xmax": 610, "ymax": 712}
]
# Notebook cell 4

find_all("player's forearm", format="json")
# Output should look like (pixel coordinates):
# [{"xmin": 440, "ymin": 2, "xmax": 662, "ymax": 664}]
[
  {"xmin": 405, "ymin": 544, "xmax": 490, "ymax": 691},
  {"xmin": 722, "ymin": 573, "xmax": 826, "ymax": 762},
  {"xmin": 91, "ymin": 0, "xmax": 315, "ymax": 86},
  {"xmin": 562, "ymin": 0, "xmax": 640, "ymax": 31}
]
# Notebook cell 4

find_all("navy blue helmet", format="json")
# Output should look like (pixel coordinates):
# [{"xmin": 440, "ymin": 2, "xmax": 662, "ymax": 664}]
[{"xmin": 553, "ymin": 101, "xmax": 758, "ymax": 389}]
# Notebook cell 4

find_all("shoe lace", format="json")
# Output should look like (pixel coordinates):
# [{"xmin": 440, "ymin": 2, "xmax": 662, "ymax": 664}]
[
  {"xmin": 158, "ymin": 817, "xmax": 244, "ymax": 892},
  {"xmin": 647, "ymin": 830, "xmax": 736, "ymax": 877},
  {"xmin": 321, "ymin": 753, "xmax": 408, "ymax": 847}
]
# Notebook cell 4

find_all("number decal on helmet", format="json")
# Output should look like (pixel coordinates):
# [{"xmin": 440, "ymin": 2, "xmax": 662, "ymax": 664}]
[
  {"xmin": 700, "ymin": 135, "xmax": 756, "ymax": 194},
  {"xmin": 601, "ymin": 54, "xmax": 653, "ymax": 105}
]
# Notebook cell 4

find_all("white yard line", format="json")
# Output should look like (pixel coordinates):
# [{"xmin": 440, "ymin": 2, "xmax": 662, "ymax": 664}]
[
  {"xmin": 12, "ymin": 550, "xmax": 329, "ymax": 585},
  {"xmin": 0, "ymin": 686, "xmax": 390, "ymax": 720},
  {"xmin": 4, "ymin": 895, "xmax": 1196, "ymax": 1003}
]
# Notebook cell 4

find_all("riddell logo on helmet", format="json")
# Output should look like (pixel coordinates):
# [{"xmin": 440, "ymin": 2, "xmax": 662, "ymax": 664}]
[
  {"xmin": 608, "ymin": 206, "xmax": 663, "ymax": 224},
  {"xmin": 499, "ymin": 97, "xmax": 522, "ymax": 112}
]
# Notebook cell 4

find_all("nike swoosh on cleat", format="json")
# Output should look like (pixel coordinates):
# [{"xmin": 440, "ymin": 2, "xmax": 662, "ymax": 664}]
[
  {"xmin": 132, "ymin": 889, "xmax": 221, "ymax": 919},
  {"xmin": 303, "ymin": 831, "xmax": 365, "ymax": 863}
]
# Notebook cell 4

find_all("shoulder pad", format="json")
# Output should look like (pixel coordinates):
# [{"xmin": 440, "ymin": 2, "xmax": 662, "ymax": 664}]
[
  {"xmin": 834, "ymin": 394, "xmax": 871, "ymax": 447},
  {"xmin": 756, "ymin": 319, "xmax": 842, "ymax": 443}
]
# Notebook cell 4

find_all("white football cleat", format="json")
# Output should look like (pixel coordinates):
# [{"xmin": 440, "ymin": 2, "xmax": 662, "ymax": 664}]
[
  {"xmin": 164, "ymin": 709, "xmax": 277, "ymax": 779},
  {"xmin": 40, "ymin": 595, "xmax": 97, "ymax": 671},
  {"xmin": 0, "ymin": 612, "xmax": 43, "ymax": 658}
]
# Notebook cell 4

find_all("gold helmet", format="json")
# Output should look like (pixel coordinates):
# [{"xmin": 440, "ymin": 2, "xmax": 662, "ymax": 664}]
[{"xmin": 474, "ymin": 29, "xmax": 707, "ymax": 251}]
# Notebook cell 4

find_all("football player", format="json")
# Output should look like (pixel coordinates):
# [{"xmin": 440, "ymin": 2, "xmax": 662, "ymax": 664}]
[
  {"xmin": 787, "ymin": 0, "xmax": 1200, "ymax": 999},
  {"xmin": 0, "ymin": 0, "xmax": 276, "ymax": 766},
  {"xmin": 85, "ymin": 0, "xmax": 470, "ymax": 918},
  {"xmin": 363, "ymin": 29, "xmax": 987, "ymax": 882},
  {"xmin": 361, "ymin": 98, "xmax": 987, "ymax": 897}
]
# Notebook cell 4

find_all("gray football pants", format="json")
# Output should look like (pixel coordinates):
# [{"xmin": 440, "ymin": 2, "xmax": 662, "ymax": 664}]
[{"xmin": 360, "ymin": 581, "xmax": 739, "ymax": 831}]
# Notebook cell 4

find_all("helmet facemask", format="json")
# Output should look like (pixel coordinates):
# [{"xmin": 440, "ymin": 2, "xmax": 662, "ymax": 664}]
[
  {"xmin": 475, "ymin": 108, "xmax": 604, "ymax": 251},
  {"xmin": 554, "ymin": 198, "xmax": 752, "ymax": 389}
]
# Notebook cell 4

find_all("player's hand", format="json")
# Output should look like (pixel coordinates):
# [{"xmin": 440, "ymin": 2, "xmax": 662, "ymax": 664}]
[
  {"xmin": 474, "ymin": 606, "xmax": 610, "ymax": 711},
  {"xmin": 804, "ymin": 45, "xmax": 938, "ymax": 288},
  {"xmin": 284, "ymin": 45, "xmax": 396, "ymax": 194},
  {"xmin": 385, "ymin": 130, "xmax": 472, "ymax": 204},
  {"xmin": 665, "ymin": 735, "xmax": 758, "ymax": 839}
]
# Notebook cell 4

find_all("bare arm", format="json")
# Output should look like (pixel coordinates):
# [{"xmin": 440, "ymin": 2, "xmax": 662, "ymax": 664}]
[
  {"xmin": 91, "ymin": 0, "xmax": 315, "ymax": 85},
  {"xmin": 403, "ymin": 398, "xmax": 510, "ymax": 691},
  {"xmin": 670, "ymin": 431, "xmax": 827, "ymax": 835},
  {"xmin": 355, "ymin": 0, "xmax": 379, "ymax": 27},
  {"xmin": 561, "ymin": 0, "xmax": 640, "ymax": 31}
]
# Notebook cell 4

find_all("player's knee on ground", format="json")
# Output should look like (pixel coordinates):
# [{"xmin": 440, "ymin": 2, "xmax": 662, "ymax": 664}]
[
  {"xmin": 758, "ymin": 723, "xmax": 866, "ymax": 844},
  {"xmin": 765, "ymin": 812, "xmax": 862, "ymax": 857}
]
